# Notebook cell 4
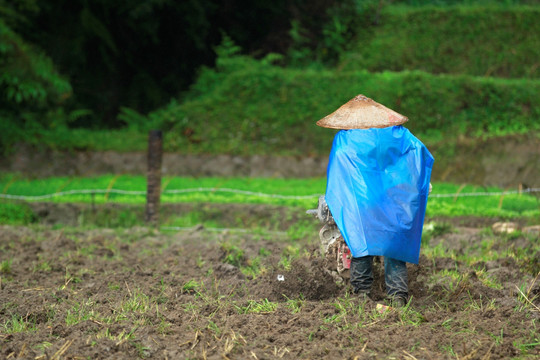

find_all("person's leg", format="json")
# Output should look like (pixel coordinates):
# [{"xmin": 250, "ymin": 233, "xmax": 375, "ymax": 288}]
[
  {"xmin": 384, "ymin": 257, "xmax": 408, "ymax": 305},
  {"xmin": 350, "ymin": 256, "xmax": 374, "ymax": 295}
]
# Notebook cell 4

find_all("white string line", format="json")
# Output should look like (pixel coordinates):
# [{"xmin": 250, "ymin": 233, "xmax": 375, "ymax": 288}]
[
  {"xmin": 0, "ymin": 189, "xmax": 145, "ymax": 201},
  {"xmin": 0, "ymin": 188, "xmax": 320, "ymax": 201},
  {"xmin": 0, "ymin": 187, "xmax": 539, "ymax": 201},
  {"xmin": 161, "ymin": 226, "xmax": 288, "ymax": 236},
  {"xmin": 165, "ymin": 187, "xmax": 319, "ymax": 199},
  {"xmin": 430, "ymin": 188, "xmax": 540, "ymax": 198}
]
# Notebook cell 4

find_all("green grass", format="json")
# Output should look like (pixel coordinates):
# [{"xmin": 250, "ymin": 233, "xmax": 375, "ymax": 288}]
[
  {"xmin": 2, "ymin": 314, "xmax": 37, "ymax": 334},
  {"xmin": 0, "ymin": 200, "xmax": 36, "ymax": 225},
  {"xmin": 182, "ymin": 280, "xmax": 202, "ymax": 294},
  {"xmin": 65, "ymin": 300, "xmax": 97, "ymax": 326},
  {"xmin": 422, "ymin": 227, "xmax": 540, "ymax": 275},
  {"xmin": 425, "ymin": 183, "xmax": 540, "ymax": 219},
  {"xmin": 152, "ymin": 64, "xmax": 540, "ymax": 156},
  {"xmin": 30, "ymin": 128, "xmax": 148, "ymax": 153},
  {"xmin": 234, "ymin": 299, "xmax": 278, "ymax": 314},
  {"xmin": 14, "ymin": 65, "xmax": 540, "ymax": 157},
  {"xmin": 343, "ymin": 5, "xmax": 540, "ymax": 79},
  {"xmin": 0, "ymin": 259, "xmax": 12, "ymax": 274},
  {"xmin": 1, "ymin": 175, "xmax": 538, "ymax": 220},
  {"xmin": 0, "ymin": 174, "xmax": 323, "ymax": 206}
]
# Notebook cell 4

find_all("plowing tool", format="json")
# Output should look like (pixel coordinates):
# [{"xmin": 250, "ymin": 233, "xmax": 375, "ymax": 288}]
[{"xmin": 307, "ymin": 196, "xmax": 351, "ymax": 282}]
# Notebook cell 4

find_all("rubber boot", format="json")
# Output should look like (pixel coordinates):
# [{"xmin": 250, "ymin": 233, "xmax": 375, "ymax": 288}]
[
  {"xmin": 350, "ymin": 255, "xmax": 374, "ymax": 298},
  {"xmin": 384, "ymin": 257, "xmax": 408, "ymax": 306}
]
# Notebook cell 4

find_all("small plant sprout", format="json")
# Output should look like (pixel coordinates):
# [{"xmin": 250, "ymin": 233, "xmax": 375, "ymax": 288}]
[
  {"xmin": 65, "ymin": 301, "xmax": 96, "ymax": 325},
  {"xmin": 278, "ymin": 244, "xmax": 301, "ymax": 271},
  {"xmin": 423, "ymin": 222, "xmax": 453, "ymax": 244},
  {"xmin": 476, "ymin": 270, "xmax": 503, "ymax": 290},
  {"xmin": 512, "ymin": 319, "xmax": 539, "ymax": 354},
  {"xmin": 182, "ymin": 279, "xmax": 202, "ymax": 294},
  {"xmin": 34, "ymin": 341, "xmax": 53, "ymax": 353},
  {"xmin": 108, "ymin": 282, "xmax": 121, "ymax": 290},
  {"xmin": 196, "ymin": 254, "xmax": 205, "ymax": 268},
  {"xmin": 33, "ymin": 261, "xmax": 52, "ymax": 273},
  {"xmin": 441, "ymin": 343, "xmax": 457, "ymax": 358},
  {"xmin": 235, "ymin": 299, "xmax": 278, "ymax": 314},
  {"xmin": 61, "ymin": 267, "xmax": 82, "ymax": 290},
  {"xmin": 284, "ymin": 294, "xmax": 305, "ymax": 314},
  {"xmin": 240, "ymin": 257, "xmax": 264, "ymax": 278},
  {"xmin": 207, "ymin": 320, "xmax": 222, "ymax": 336},
  {"xmin": 1, "ymin": 259, "xmax": 12, "ymax": 274},
  {"xmin": 278, "ymin": 256, "xmax": 292, "ymax": 271},
  {"xmin": 97, "ymin": 327, "xmax": 137, "ymax": 345},
  {"xmin": 441, "ymin": 318, "xmax": 454, "ymax": 329},
  {"xmin": 464, "ymin": 292, "xmax": 497, "ymax": 313},
  {"xmin": 157, "ymin": 316, "xmax": 172, "ymax": 335},
  {"xmin": 488, "ymin": 328, "xmax": 505, "ymax": 346},
  {"xmin": 398, "ymin": 298, "xmax": 426, "ymax": 326},
  {"xmin": 515, "ymin": 273, "xmax": 540, "ymax": 313},
  {"xmin": 221, "ymin": 242, "xmax": 246, "ymax": 267},
  {"xmin": 2, "ymin": 314, "xmax": 37, "ymax": 334},
  {"xmin": 121, "ymin": 289, "xmax": 151, "ymax": 314}
]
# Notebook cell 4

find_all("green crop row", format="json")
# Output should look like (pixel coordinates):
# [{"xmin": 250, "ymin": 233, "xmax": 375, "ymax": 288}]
[{"xmin": 1, "ymin": 175, "xmax": 538, "ymax": 225}]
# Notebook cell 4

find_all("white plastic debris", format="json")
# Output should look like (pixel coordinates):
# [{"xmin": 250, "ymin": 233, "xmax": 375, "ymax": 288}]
[
  {"xmin": 492, "ymin": 222, "xmax": 519, "ymax": 234},
  {"xmin": 277, "ymin": 274, "xmax": 285, "ymax": 281}
]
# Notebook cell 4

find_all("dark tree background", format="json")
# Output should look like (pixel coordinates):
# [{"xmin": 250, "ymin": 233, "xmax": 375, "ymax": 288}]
[{"xmin": 2, "ymin": 0, "xmax": 347, "ymax": 128}]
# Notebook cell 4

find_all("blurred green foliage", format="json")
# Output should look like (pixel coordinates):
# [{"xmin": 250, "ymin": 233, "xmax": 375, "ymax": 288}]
[
  {"xmin": 0, "ymin": 201, "xmax": 36, "ymax": 225},
  {"xmin": 150, "ymin": 49, "xmax": 540, "ymax": 155},
  {"xmin": 1, "ymin": 0, "xmax": 539, "ymax": 155},
  {"xmin": 341, "ymin": 4, "xmax": 540, "ymax": 78},
  {"xmin": 0, "ymin": 17, "xmax": 71, "ymax": 152},
  {"xmin": 388, "ymin": 0, "xmax": 540, "ymax": 5},
  {"xmin": 0, "ymin": 0, "xmax": 352, "ymax": 131}
]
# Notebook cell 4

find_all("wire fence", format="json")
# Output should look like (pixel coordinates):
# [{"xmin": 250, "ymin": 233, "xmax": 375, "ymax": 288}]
[{"xmin": 1, "ymin": 187, "xmax": 539, "ymax": 201}]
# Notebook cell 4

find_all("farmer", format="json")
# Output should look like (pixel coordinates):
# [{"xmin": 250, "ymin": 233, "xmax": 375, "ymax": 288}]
[{"xmin": 317, "ymin": 94, "xmax": 434, "ymax": 307}]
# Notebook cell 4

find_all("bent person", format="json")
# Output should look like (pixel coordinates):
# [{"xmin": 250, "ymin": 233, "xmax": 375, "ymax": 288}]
[{"xmin": 317, "ymin": 94, "xmax": 434, "ymax": 307}]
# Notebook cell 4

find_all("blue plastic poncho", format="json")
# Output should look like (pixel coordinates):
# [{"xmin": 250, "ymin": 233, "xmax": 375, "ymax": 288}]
[{"xmin": 325, "ymin": 126, "xmax": 434, "ymax": 264}]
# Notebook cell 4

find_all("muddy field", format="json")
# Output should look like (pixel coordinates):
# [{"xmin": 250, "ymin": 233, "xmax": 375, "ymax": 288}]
[{"xmin": 0, "ymin": 204, "xmax": 539, "ymax": 359}]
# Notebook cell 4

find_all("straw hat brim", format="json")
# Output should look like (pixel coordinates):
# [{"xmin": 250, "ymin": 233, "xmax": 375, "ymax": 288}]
[{"xmin": 316, "ymin": 94, "xmax": 408, "ymax": 130}]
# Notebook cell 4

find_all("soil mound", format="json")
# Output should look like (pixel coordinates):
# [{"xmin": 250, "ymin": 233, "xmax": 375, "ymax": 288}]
[{"xmin": 252, "ymin": 257, "xmax": 342, "ymax": 301}]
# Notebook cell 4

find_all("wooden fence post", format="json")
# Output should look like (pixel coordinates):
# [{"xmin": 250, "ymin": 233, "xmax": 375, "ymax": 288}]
[{"xmin": 146, "ymin": 130, "xmax": 163, "ymax": 225}]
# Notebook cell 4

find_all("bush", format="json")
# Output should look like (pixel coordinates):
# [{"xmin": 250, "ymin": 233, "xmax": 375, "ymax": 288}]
[
  {"xmin": 0, "ymin": 201, "xmax": 36, "ymax": 225},
  {"xmin": 0, "ymin": 19, "xmax": 72, "ymax": 153},
  {"xmin": 340, "ymin": 5, "xmax": 540, "ymax": 78},
  {"xmin": 149, "ymin": 57, "xmax": 539, "ymax": 156}
]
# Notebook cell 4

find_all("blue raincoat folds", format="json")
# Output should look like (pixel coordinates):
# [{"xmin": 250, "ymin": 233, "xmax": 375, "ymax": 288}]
[{"xmin": 325, "ymin": 126, "xmax": 434, "ymax": 264}]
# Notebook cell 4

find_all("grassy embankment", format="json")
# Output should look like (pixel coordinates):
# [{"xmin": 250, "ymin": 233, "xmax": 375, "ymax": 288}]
[{"xmin": 29, "ymin": 4, "xmax": 540, "ymax": 156}]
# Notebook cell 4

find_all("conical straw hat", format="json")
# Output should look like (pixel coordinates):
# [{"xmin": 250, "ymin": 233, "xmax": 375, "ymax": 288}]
[{"xmin": 316, "ymin": 94, "xmax": 408, "ymax": 129}]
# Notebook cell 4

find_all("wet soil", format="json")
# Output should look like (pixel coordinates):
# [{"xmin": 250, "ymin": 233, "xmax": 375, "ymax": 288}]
[{"xmin": 1, "ymin": 204, "xmax": 539, "ymax": 359}]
